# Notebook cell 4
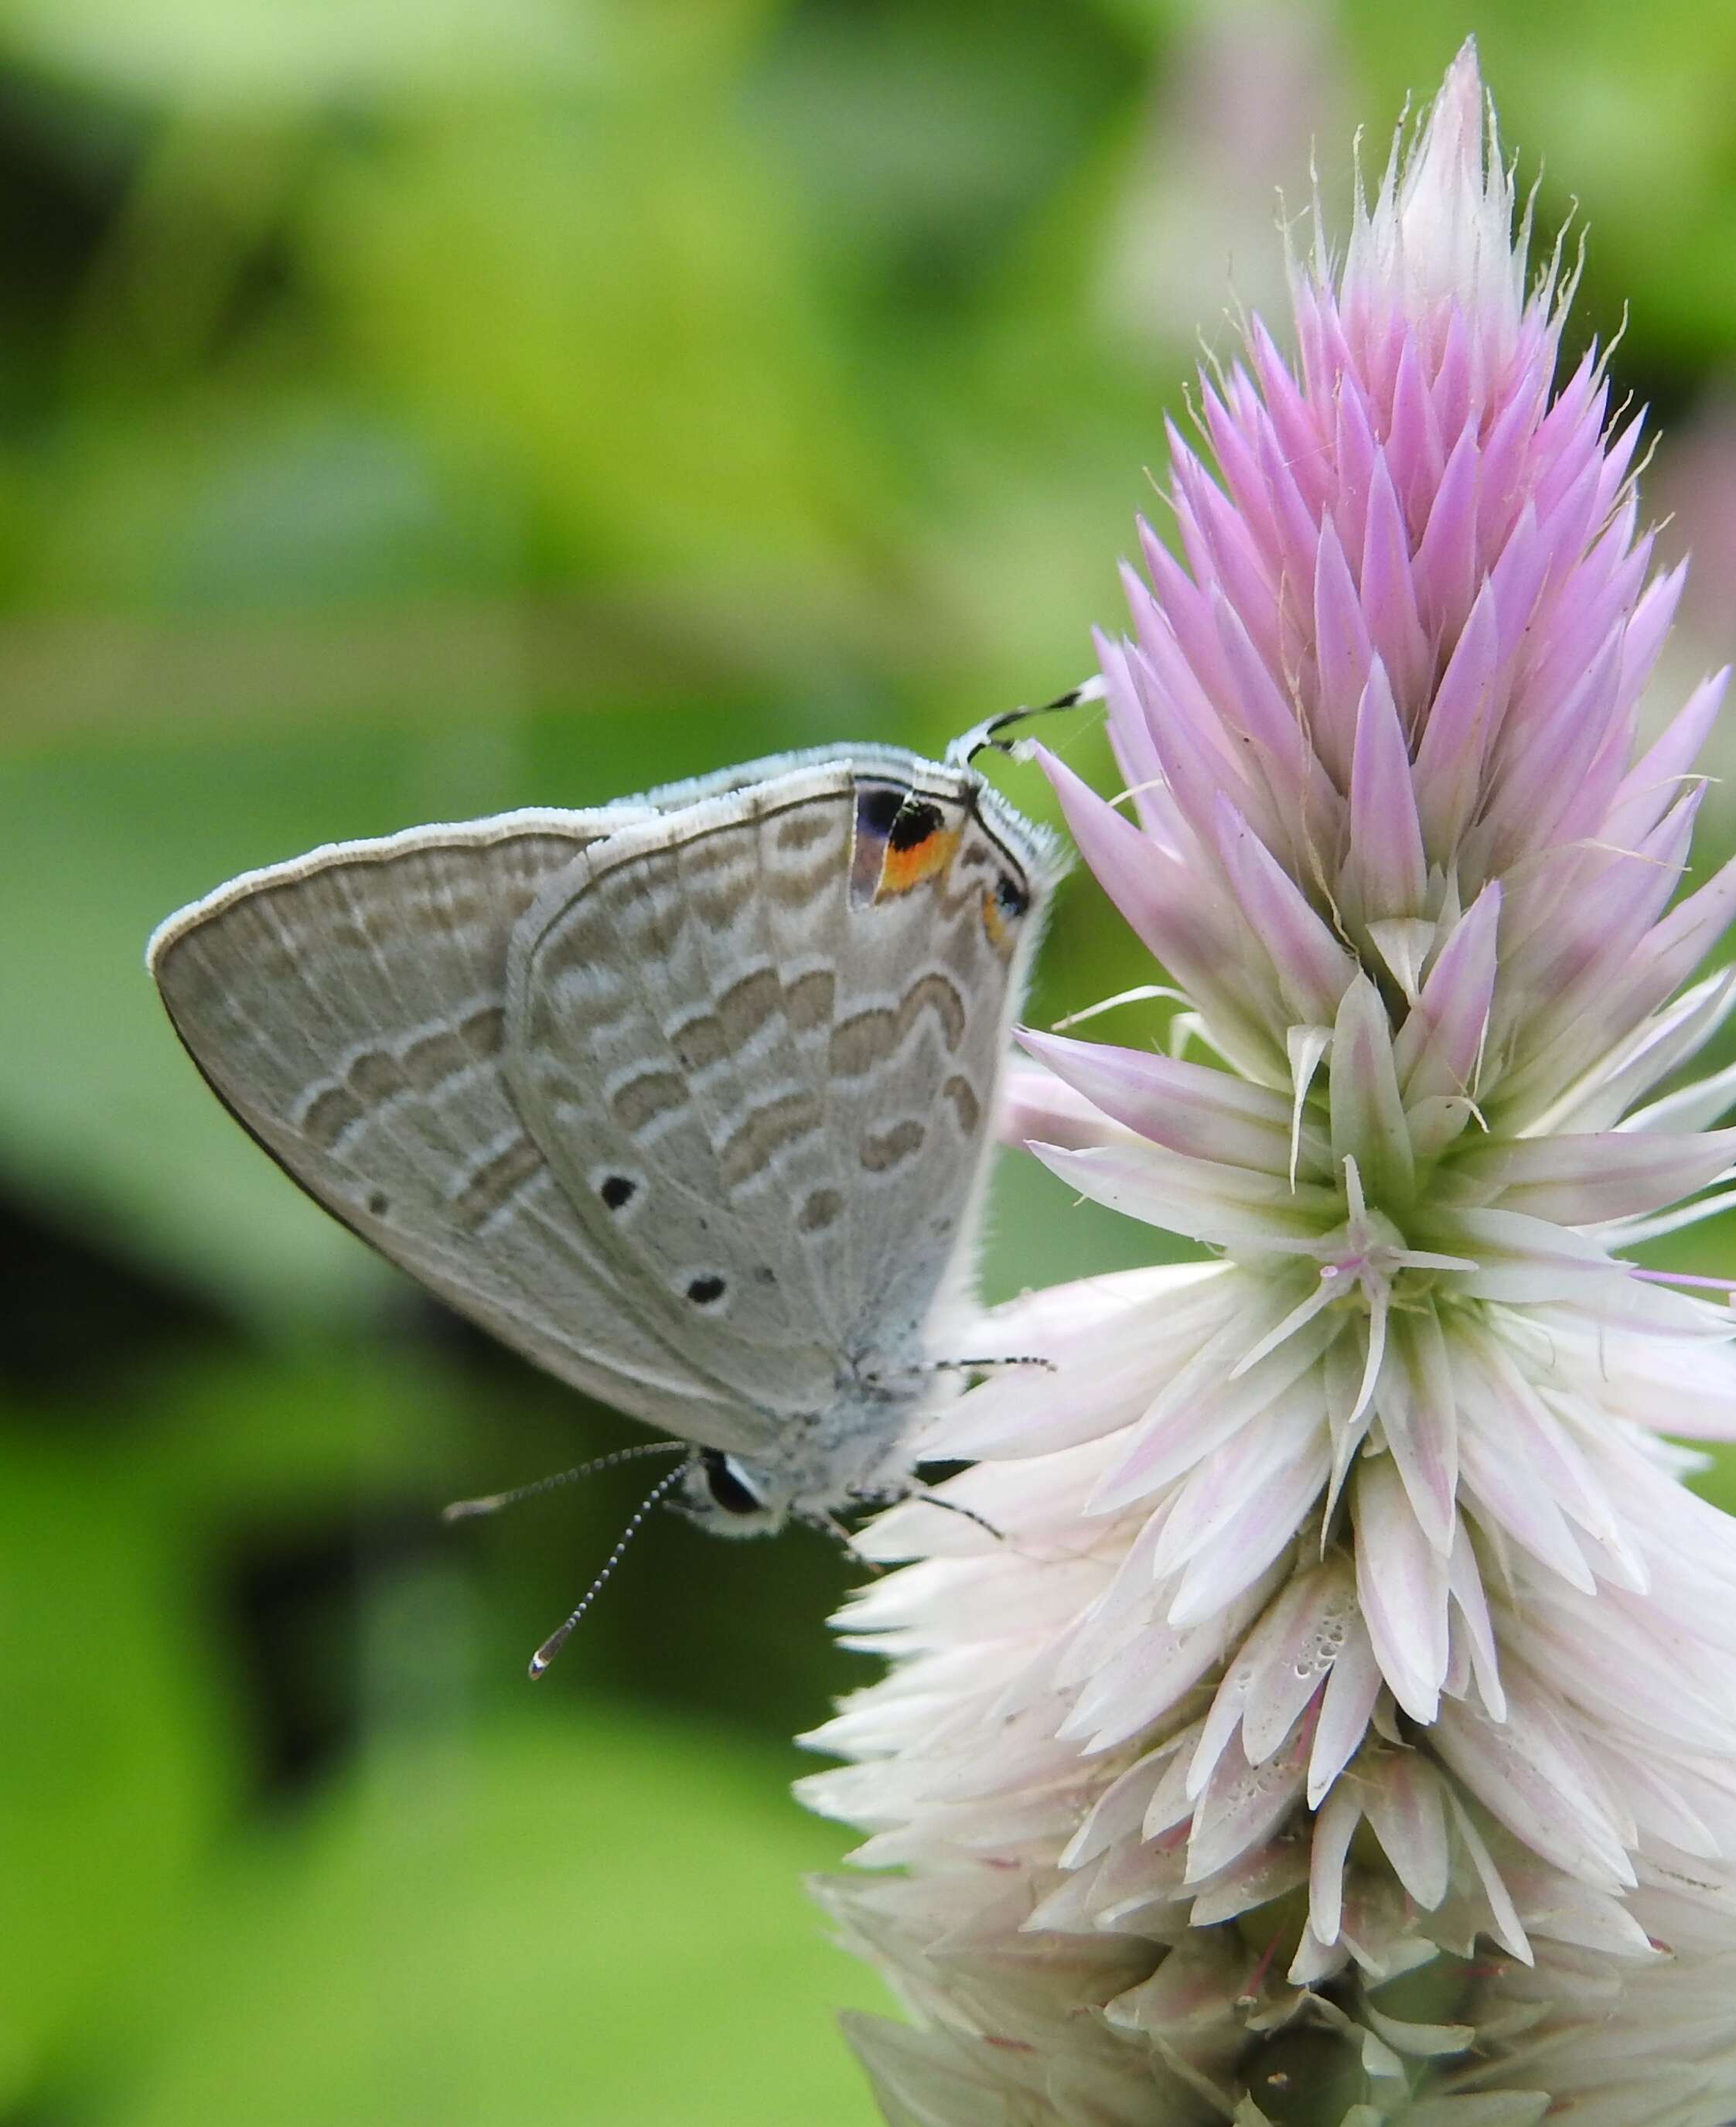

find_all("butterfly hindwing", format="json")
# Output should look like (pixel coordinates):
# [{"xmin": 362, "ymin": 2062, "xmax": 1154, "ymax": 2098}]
[{"xmin": 502, "ymin": 757, "xmax": 1059, "ymax": 1412}]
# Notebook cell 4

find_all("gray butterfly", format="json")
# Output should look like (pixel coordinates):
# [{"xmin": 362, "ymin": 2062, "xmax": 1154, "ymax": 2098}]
[{"xmin": 148, "ymin": 743, "xmax": 1061, "ymax": 1621}]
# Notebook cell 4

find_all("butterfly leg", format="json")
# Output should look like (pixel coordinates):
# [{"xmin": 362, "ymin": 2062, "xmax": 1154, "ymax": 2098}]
[
  {"xmin": 906, "ymin": 1490, "xmax": 1005, "ymax": 1543},
  {"xmin": 823, "ymin": 1479, "xmax": 1006, "ymax": 1546},
  {"xmin": 858, "ymin": 1354, "xmax": 1056, "ymax": 1390},
  {"xmin": 795, "ymin": 1507, "xmax": 888, "ymax": 1572},
  {"xmin": 927, "ymin": 1354, "xmax": 1057, "ymax": 1375}
]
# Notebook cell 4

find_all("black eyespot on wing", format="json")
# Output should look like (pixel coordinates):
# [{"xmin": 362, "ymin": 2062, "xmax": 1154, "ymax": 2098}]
[
  {"xmin": 701, "ymin": 1449, "xmax": 763, "ymax": 1514},
  {"xmin": 888, "ymin": 800, "xmax": 944, "ymax": 852},
  {"xmin": 995, "ymin": 872, "xmax": 1030, "ymax": 919},
  {"xmin": 857, "ymin": 786, "xmax": 905, "ymax": 836},
  {"xmin": 685, "ymin": 1273, "xmax": 727, "ymax": 1306},
  {"xmin": 599, "ymin": 1174, "xmax": 636, "ymax": 1210},
  {"xmin": 367, "ymin": 1190, "xmax": 390, "ymax": 1217}
]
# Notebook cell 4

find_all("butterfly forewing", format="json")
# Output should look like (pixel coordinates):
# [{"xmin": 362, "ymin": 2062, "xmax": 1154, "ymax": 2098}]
[{"xmin": 147, "ymin": 809, "xmax": 755, "ymax": 1444}]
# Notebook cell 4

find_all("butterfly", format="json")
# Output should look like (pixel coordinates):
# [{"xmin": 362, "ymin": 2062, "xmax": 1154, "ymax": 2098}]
[{"xmin": 148, "ymin": 742, "xmax": 1062, "ymax": 1642}]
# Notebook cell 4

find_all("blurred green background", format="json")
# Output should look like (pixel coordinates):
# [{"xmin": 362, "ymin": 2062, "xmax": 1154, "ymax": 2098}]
[{"xmin": 5, "ymin": 1, "xmax": 1736, "ymax": 2121}]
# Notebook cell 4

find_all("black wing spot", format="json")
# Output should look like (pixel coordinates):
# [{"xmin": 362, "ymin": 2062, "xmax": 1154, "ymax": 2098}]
[
  {"xmin": 599, "ymin": 1174, "xmax": 636, "ymax": 1210},
  {"xmin": 754, "ymin": 1265, "xmax": 777, "ymax": 1285},
  {"xmin": 685, "ymin": 1273, "xmax": 727, "ymax": 1306},
  {"xmin": 858, "ymin": 786, "xmax": 905, "ymax": 835},
  {"xmin": 367, "ymin": 1190, "xmax": 390, "ymax": 1217},
  {"xmin": 995, "ymin": 872, "xmax": 1030, "ymax": 919},
  {"xmin": 888, "ymin": 800, "xmax": 944, "ymax": 852}
]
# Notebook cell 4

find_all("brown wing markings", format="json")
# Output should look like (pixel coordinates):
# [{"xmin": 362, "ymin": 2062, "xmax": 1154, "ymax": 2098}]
[
  {"xmin": 450, "ymin": 1132, "xmax": 545, "ymax": 1234},
  {"xmin": 860, "ymin": 1118, "xmax": 926, "ymax": 1173},
  {"xmin": 941, "ymin": 1071, "xmax": 983, "ymax": 1137},
  {"xmin": 828, "ymin": 971, "xmax": 970, "ymax": 1081},
  {"xmin": 717, "ymin": 1089, "xmax": 827, "ymax": 1189}
]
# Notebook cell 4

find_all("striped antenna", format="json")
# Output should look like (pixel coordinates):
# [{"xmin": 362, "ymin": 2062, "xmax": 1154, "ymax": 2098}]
[
  {"xmin": 527, "ymin": 1463, "xmax": 691, "ymax": 1678},
  {"xmin": 442, "ymin": 1439, "xmax": 687, "ymax": 1522}
]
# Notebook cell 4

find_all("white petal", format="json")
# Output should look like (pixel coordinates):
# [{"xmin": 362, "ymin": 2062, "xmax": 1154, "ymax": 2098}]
[
  {"xmin": 1355, "ymin": 1455, "xmax": 1451, "ymax": 1721},
  {"xmin": 1447, "ymin": 1207, "xmax": 1630, "ymax": 1304},
  {"xmin": 1241, "ymin": 1562, "xmax": 1360, "ymax": 1765},
  {"xmin": 1308, "ymin": 1782, "xmax": 1361, "ymax": 1944},
  {"xmin": 1363, "ymin": 1755, "xmax": 1451, "ymax": 1910},
  {"xmin": 1308, "ymin": 1618, "xmax": 1384, "ymax": 1804},
  {"xmin": 934, "ymin": 1265, "xmax": 1232, "ymax": 1459},
  {"xmin": 1165, "ymin": 1432, "xmax": 1330, "ymax": 1625},
  {"xmin": 1059, "ymin": 1746, "xmax": 1173, "ymax": 1869},
  {"xmin": 1447, "ymin": 1518, "xmax": 1506, "ymax": 1720},
  {"xmin": 1376, "ymin": 1306, "xmax": 1459, "ymax": 1553},
  {"xmin": 1458, "ymin": 1424, "xmax": 1597, "ymax": 1596},
  {"xmin": 1093, "ymin": 1294, "xmax": 1334, "ymax": 1510},
  {"xmin": 1443, "ymin": 1787, "xmax": 1533, "ymax": 1962},
  {"xmin": 1434, "ymin": 1696, "xmax": 1637, "ymax": 1892},
  {"xmin": 1330, "ymin": 975, "xmax": 1417, "ymax": 1199},
  {"xmin": 1060, "ymin": 1609, "xmax": 1247, "ymax": 1757},
  {"xmin": 1185, "ymin": 1737, "xmax": 1307, "ymax": 1881}
]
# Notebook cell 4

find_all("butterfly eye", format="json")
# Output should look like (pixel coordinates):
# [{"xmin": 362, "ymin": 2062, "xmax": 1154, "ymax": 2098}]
[{"xmin": 702, "ymin": 1452, "xmax": 765, "ymax": 1515}]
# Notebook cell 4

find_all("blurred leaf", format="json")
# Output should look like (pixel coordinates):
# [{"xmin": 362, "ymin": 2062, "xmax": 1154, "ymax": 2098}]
[
  {"xmin": 299, "ymin": 93, "xmax": 893, "ymax": 590},
  {"xmin": 0, "ymin": 0, "xmax": 599, "ymax": 109},
  {"xmin": 749, "ymin": 0, "xmax": 1143, "ymax": 316},
  {"xmin": 0, "ymin": 1422, "xmax": 235, "ymax": 2110},
  {"xmin": 126, "ymin": 1340, "xmax": 465, "ymax": 1512},
  {"xmin": 97, "ymin": 1712, "xmax": 885, "ymax": 2127},
  {"xmin": 20, "ymin": 404, "xmax": 524, "ymax": 615}
]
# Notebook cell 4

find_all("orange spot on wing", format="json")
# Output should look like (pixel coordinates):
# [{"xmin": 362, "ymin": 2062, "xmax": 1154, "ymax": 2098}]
[
  {"xmin": 980, "ymin": 886, "xmax": 1012, "ymax": 955},
  {"xmin": 875, "ymin": 824, "xmax": 960, "ymax": 899}
]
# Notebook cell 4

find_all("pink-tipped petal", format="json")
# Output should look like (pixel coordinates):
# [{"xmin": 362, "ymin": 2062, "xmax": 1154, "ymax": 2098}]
[
  {"xmin": 1328, "ymin": 975, "xmax": 1415, "ymax": 1200},
  {"xmin": 1347, "ymin": 660, "xmax": 1429, "ymax": 920},
  {"xmin": 997, "ymin": 1053, "xmax": 1127, "ymax": 1152},
  {"xmin": 1452, "ymin": 1127, "xmax": 1736, "ymax": 1225},
  {"xmin": 1213, "ymin": 796, "xmax": 1356, "ymax": 1027},
  {"xmin": 1393, "ymin": 881, "xmax": 1502, "ymax": 1101},
  {"xmin": 1017, "ymin": 1029, "xmax": 1318, "ymax": 1176}
]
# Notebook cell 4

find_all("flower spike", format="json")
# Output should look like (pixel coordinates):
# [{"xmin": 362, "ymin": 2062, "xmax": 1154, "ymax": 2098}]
[{"xmin": 811, "ymin": 41, "xmax": 1736, "ymax": 2122}]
